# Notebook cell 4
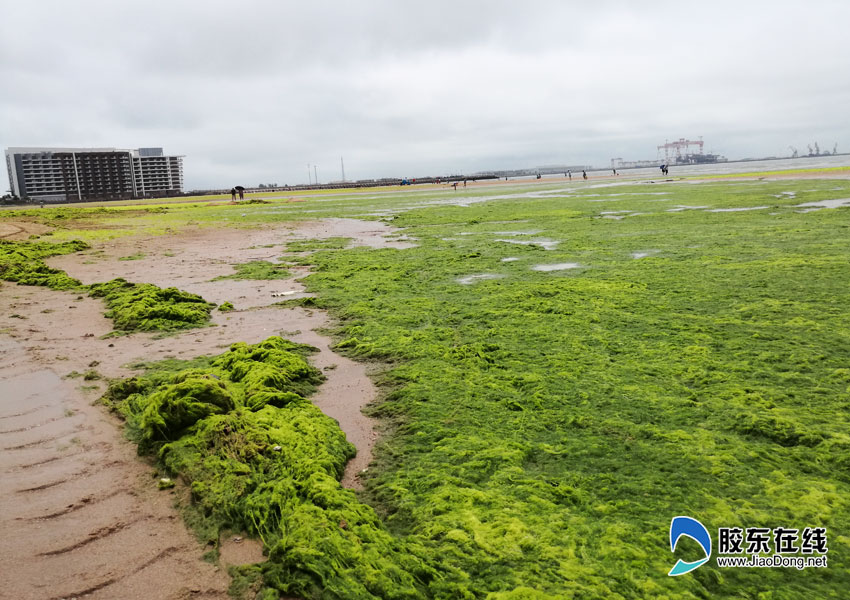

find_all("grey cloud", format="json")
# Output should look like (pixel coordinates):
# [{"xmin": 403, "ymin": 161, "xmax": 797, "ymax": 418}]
[{"xmin": 2, "ymin": 1, "xmax": 850, "ymax": 192}]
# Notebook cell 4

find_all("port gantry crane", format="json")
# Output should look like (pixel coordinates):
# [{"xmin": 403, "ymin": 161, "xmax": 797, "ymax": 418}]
[{"xmin": 657, "ymin": 137, "xmax": 705, "ymax": 164}]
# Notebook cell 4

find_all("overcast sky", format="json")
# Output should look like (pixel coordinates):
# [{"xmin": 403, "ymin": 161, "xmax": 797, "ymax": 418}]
[{"xmin": 2, "ymin": 0, "xmax": 849, "ymax": 190}]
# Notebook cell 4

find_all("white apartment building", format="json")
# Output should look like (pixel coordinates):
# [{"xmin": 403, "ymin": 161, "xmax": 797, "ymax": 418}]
[{"xmin": 5, "ymin": 147, "xmax": 184, "ymax": 202}]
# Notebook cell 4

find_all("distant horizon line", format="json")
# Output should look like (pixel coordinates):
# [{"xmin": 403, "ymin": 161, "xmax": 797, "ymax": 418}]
[{"xmin": 182, "ymin": 153, "xmax": 850, "ymax": 192}]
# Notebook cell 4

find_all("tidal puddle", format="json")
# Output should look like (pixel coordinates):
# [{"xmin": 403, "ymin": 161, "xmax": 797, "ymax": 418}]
[
  {"xmin": 495, "ymin": 238, "xmax": 559, "ymax": 250},
  {"xmin": 501, "ymin": 257, "xmax": 520, "ymax": 262},
  {"xmin": 532, "ymin": 263, "xmax": 581, "ymax": 272},
  {"xmin": 492, "ymin": 230, "xmax": 544, "ymax": 236},
  {"xmin": 457, "ymin": 273, "xmax": 505, "ymax": 285},
  {"xmin": 794, "ymin": 198, "xmax": 850, "ymax": 212},
  {"xmin": 666, "ymin": 205, "xmax": 708, "ymax": 212},
  {"xmin": 631, "ymin": 250, "xmax": 658, "ymax": 259}
]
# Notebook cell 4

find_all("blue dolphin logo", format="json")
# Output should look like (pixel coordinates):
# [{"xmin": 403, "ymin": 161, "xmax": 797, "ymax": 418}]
[{"xmin": 668, "ymin": 516, "xmax": 711, "ymax": 576}]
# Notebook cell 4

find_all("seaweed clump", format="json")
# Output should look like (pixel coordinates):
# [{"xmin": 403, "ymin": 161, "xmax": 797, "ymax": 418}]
[
  {"xmin": 104, "ymin": 337, "xmax": 450, "ymax": 599},
  {"xmin": 0, "ymin": 239, "xmax": 88, "ymax": 290},
  {"xmin": 88, "ymin": 278, "xmax": 216, "ymax": 331}
]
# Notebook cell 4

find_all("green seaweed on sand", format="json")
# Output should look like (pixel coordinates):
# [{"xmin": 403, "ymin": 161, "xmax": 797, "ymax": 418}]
[
  {"xmin": 88, "ymin": 278, "xmax": 215, "ymax": 331},
  {"xmin": 269, "ymin": 178, "xmax": 850, "ymax": 598},
  {"xmin": 9, "ymin": 178, "xmax": 850, "ymax": 597},
  {"xmin": 103, "ymin": 337, "xmax": 459, "ymax": 599},
  {"xmin": 118, "ymin": 252, "xmax": 146, "ymax": 261},
  {"xmin": 0, "ymin": 239, "xmax": 88, "ymax": 289},
  {"xmin": 1, "ymin": 239, "xmax": 217, "ymax": 332}
]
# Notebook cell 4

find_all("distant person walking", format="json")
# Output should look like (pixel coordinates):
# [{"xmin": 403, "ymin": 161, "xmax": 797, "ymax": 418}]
[
  {"xmin": 613, "ymin": 169, "xmax": 618, "ymax": 176},
  {"xmin": 582, "ymin": 170, "xmax": 587, "ymax": 180},
  {"xmin": 568, "ymin": 170, "xmax": 572, "ymax": 180},
  {"xmin": 239, "ymin": 188, "xmax": 244, "ymax": 200},
  {"xmin": 230, "ymin": 188, "xmax": 237, "ymax": 201}
]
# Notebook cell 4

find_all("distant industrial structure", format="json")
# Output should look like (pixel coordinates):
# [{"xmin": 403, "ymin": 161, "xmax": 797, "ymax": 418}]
[
  {"xmin": 612, "ymin": 137, "xmax": 727, "ymax": 169},
  {"xmin": 657, "ymin": 137, "xmax": 726, "ymax": 165},
  {"xmin": 4, "ymin": 146, "xmax": 184, "ymax": 202},
  {"xmin": 787, "ymin": 142, "xmax": 839, "ymax": 158}
]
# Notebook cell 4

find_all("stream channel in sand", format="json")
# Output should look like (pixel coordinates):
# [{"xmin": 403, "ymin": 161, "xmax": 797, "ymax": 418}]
[{"xmin": 0, "ymin": 218, "xmax": 412, "ymax": 599}]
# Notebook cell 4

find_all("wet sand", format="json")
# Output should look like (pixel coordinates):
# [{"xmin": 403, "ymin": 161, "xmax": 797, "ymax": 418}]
[
  {"xmin": 1, "ymin": 218, "xmax": 404, "ymax": 598},
  {"xmin": 0, "ymin": 313, "xmax": 233, "ymax": 600}
]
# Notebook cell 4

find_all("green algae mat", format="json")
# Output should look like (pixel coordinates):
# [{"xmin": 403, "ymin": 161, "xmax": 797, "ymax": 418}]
[
  {"xmin": 3, "ymin": 177, "xmax": 849, "ymax": 598},
  {"xmin": 276, "ymin": 180, "xmax": 850, "ymax": 599},
  {"xmin": 1, "ymin": 239, "xmax": 215, "ymax": 332}
]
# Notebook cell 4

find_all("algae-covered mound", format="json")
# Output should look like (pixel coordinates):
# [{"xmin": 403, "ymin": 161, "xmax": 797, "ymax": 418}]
[
  {"xmin": 138, "ymin": 375, "xmax": 236, "ymax": 446},
  {"xmin": 104, "ymin": 336, "xmax": 453, "ymax": 599},
  {"xmin": 213, "ymin": 338, "xmax": 324, "ymax": 407},
  {"xmin": 0, "ymin": 239, "xmax": 88, "ymax": 290},
  {"xmin": 105, "ymin": 336, "xmax": 326, "ymax": 450},
  {"xmin": 88, "ymin": 278, "xmax": 215, "ymax": 331}
]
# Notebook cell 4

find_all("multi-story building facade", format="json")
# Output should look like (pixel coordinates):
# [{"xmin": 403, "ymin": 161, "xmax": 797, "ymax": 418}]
[{"xmin": 4, "ymin": 147, "xmax": 184, "ymax": 202}]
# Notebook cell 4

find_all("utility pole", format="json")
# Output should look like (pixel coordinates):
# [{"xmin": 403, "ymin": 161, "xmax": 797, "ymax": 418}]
[
  {"xmin": 340, "ymin": 157, "xmax": 345, "ymax": 182},
  {"xmin": 314, "ymin": 165, "xmax": 318, "ymax": 185},
  {"xmin": 307, "ymin": 164, "xmax": 311, "ymax": 185}
]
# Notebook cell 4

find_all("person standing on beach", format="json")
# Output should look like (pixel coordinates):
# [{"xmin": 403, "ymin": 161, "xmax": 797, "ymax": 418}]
[
  {"xmin": 230, "ymin": 188, "xmax": 236, "ymax": 201},
  {"xmin": 582, "ymin": 170, "xmax": 587, "ymax": 180},
  {"xmin": 568, "ymin": 170, "xmax": 572, "ymax": 180}
]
